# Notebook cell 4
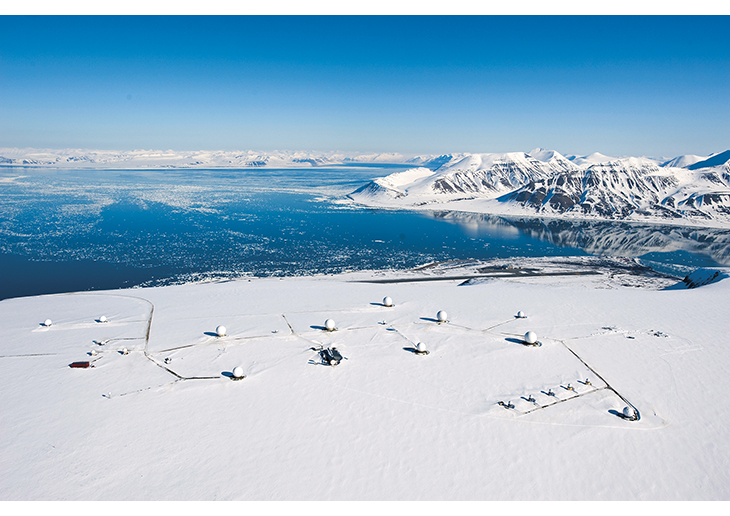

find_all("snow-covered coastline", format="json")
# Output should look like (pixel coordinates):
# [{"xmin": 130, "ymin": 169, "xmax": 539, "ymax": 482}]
[
  {"xmin": 2, "ymin": 258, "xmax": 729, "ymax": 500},
  {"xmin": 4, "ymin": 145, "xmax": 730, "ymax": 228},
  {"xmin": 0, "ymin": 147, "xmax": 412, "ymax": 169}
]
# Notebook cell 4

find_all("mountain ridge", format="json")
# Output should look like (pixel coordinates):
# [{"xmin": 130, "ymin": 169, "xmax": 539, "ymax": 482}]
[
  {"xmin": 2, "ymin": 146, "xmax": 728, "ymax": 171},
  {"xmin": 349, "ymin": 149, "xmax": 730, "ymax": 228}
]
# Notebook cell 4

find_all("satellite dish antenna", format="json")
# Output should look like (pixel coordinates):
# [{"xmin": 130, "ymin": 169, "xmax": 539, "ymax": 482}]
[
  {"xmin": 232, "ymin": 366, "xmax": 245, "ymax": 380},
  {"xmin": 415, "ymin": 342, "xmax": 429, "ymax": 355},
  {"xmin": 216, "ymin": 325, "xmax": 227, "ymax": 337},
  {"xmin": 436, "ymin": 310, "xmax": 447, "ymax": 323},
  {"xmin": 325, "ymin": 319, "xmax": 336, "ymax": 332}
]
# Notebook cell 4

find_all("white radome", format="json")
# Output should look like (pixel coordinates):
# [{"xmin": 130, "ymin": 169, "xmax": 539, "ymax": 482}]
[
  {"xmin": 99, "ymin": 315, "xmax": 107, "ymax": 323},
  {"xmin": 623, "ymin": 406, "xmax": 634, "ymax": 418},
  {"xmin": 524, "ymin": 331, "xmax": 537, "ymax": 344},
  {"xmin": 44, "ymin": 319, "xmax": 52, "ymax": 327},
  {"xmin": 216, "ymin": 325, "xmax": 227, "ymax": 337},
  {"xmin": 517, "ymin": 311, "xmax": 525, "ymax": 318},
  {"xmin": 232, "ymin": 366, "xmax": 244, "ymax": 378},
  {"xmin": 416, "ymin": 342, "xmax": 426, "ymax": 353},
  {"xmin": 325, "ymin": 319, "xmax": 336, "ymax": 331},
  {"xmin": 383, "ymin": 296, "xmax": 393, "ymax": 307},
  {"xmin": 437, "ymin": 310, "xmax": 447, "ymax": 323}
]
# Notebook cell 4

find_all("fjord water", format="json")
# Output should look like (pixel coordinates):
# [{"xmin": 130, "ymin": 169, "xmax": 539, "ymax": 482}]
[{"xmin": 1, "ymin": 165, "xmax": 728, "ymax": 299}]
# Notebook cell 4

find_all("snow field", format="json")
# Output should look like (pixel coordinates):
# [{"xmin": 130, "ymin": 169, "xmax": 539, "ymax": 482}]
[{"xmin": 1, "ymin": 271, "xmax": 729, "ymax": 500}]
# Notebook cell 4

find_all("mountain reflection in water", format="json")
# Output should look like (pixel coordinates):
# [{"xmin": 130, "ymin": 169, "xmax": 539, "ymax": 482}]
[{"xmin": 427, "ymin": 211, "xmax": 730, "ymax": 267}]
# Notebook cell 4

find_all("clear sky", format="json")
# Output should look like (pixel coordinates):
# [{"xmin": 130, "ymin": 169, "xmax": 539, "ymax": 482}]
[{"xmin": 0, "ymin": 15, "xmax": 728, "ymax": 158}]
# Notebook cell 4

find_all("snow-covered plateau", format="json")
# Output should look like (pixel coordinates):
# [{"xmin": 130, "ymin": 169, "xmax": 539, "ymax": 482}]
[
  {"xmin": 2, "ymin": 257, "xmax": 729, "ymax": 500},
  {"xmin": 349, "ymin": 149, "xmax": 730, "ymax": 228},
  {"xmin": 0, "ymin": 147, "xmax": 410, "ymax": 169}
]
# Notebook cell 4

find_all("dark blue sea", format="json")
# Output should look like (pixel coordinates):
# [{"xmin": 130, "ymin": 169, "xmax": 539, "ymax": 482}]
[{"xmin": 1, "ymin": 165, "xmax": 728, "ymax": 299}]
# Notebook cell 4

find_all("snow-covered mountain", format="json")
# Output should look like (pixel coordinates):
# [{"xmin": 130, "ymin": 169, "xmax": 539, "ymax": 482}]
[
  {"xmin": 661, "ymin": 154, "xmax": 707, "ymax": 169},
  {"xmin": 352, "ymin": 150, "xmax": 579, "ymax": 201},
  {"xmin": 350, "ymin": 149, "xmax": 730, "ymax": 227},
  {"xmin": 503, "ymin": 157, "xmax": 730, "ymax": 223},
  {"xmin": 567, "ymin": 152, "xmax": 619, "ymax": 167},
  {"xmin": 687, "ymin": 150, "xmax": 730, "ymax": 170}
]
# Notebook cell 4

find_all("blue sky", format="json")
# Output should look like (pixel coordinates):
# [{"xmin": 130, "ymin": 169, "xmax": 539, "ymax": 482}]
[{"xmin": 0, "ymin": 15, "xmax": 728, "ymax": 158}]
